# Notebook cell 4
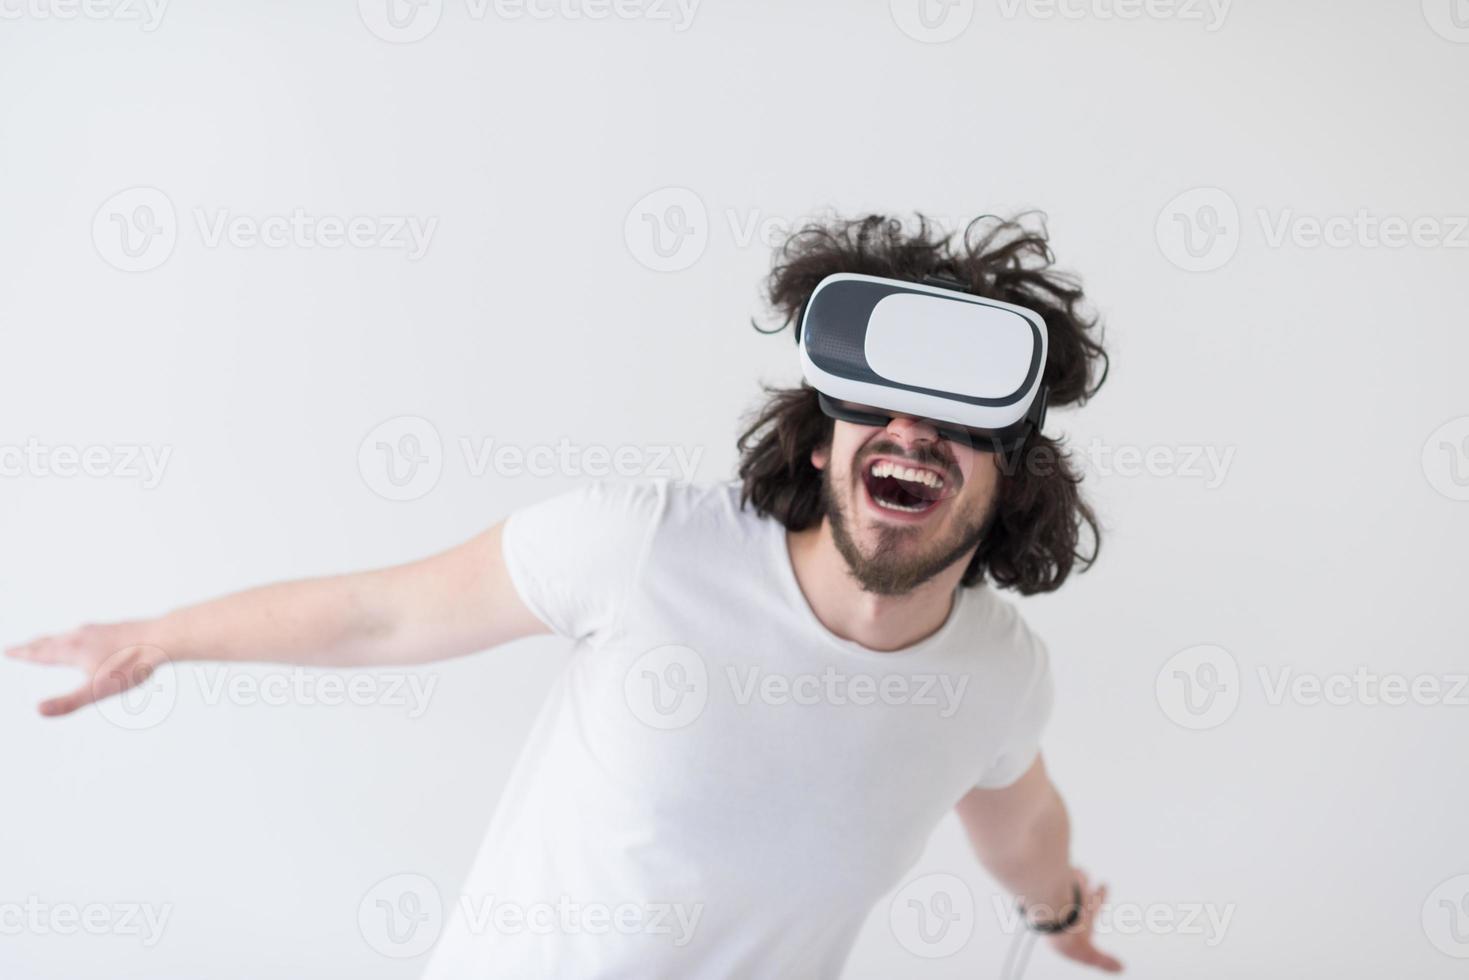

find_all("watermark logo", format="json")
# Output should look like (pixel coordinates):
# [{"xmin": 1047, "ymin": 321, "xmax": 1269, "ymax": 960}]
[
  {"xmin": 624, "ymin": 644, "xmax": 708, "ymax": 730},
  {"xmin": 725, "ymin": 666, "xmax": 969, "ymax": 717},
  {"xmin": 358, "ymin": 416, "xmax": 444, "ymax": 502},
  {"xmin": 1156, "ymin": 187, "xmax": 1239, "ymax": 272},
  {"xmin": 192, "ymin": 667, "xmax": 438, "ymax": 718},
  {"xmin": 625, "ymin": 187, "xmax": 708, "ymax": 272},
  {"xmin": 991, "ymin": 895, "xmax": 1235, "ymax": 946},
  {"xmin": 356, "ymin": 417, "xmax": 705, "ymax": 501},
  {"xmin": 1258, "ymin": 667, "xmax": 1469, "ymax": 708},
  {"xmin": 1155, "ymin": 644, "xmax": 1239, "ymax": 730},
  {"xmin": 359, "ymin": 873, "xmax": 444, "ymax": 958},
  {"xmin": 93, "ymin": 187, "xmax": 177, "ymax": 273},
  {"xmin": 1158, "ymin": 648, "xmax": 1466, "ymax": 728},
  {"xmin": 1159, "ymin": 187, "xmax": 1469, "ymax": 271},
  {"xmin": 1077, "ymin": 439, "xmax": 1236, "ymax": 489},
  {"xmin": 358, "ymin": 0, "xmax": 444, "ymax": 42},
  {"xmin": 889, "ymin": 0, "xmax": 974, "ymax": 42},
  {"xmin": 94, "ymin": 645, "xmax": 178, "ymax": 731},
  {"xmin": 995, "ymin": 0, "xmax": 1231, "ymax": 31},
  {"xmin": 1258, "ymin": 209, "xmax": 1469, "ymax": 251},
  {"xmin": 360, "ymin": 0, "xmax": 699, "ymax": 40},
  {"xmin": 0, "ymin": 0, "xmax": 168, "ymax": 30},
  {"xmin": 0, "ymin": 897, "xmax": 173, "ymax": 946},
  {"xmin": 457, "ymin": 895, "xmax": 703, "ymax": 944},
  {"xmin": 458, "ymin": 437, "xmax": 702, "ymax": 483},
  {"xmin": 192, "ymin": 208, "xmax": 437, "ymax": 258},
  {"xmin": 890, "ymin": 873, "xmax": 974, "ymax": 958},
  {"xmin": 625, "ymin": 199, "xmax": 995, "ymax": 272},
  {"xmin": 92, "ymin": 189, "xmax": 437, "ymax": 271},
  {"xmin": 1422, "ymin": 416, "xmax": 1469, "ymax": 501},
  {"xmin": 1422, "ymin": 0, "xmax": 1469, "ymax": 42},
  {"xmin": 0, "ymin": 439, "xmax": 173, "ymax": 488},
  {"xmin": 1423, "ymin": 874, "xmax": 1469, "ymax": 958}
]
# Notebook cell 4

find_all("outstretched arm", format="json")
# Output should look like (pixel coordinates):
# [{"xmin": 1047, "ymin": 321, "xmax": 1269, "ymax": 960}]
[
  {"xmin": 957, "ymin": 754, "xmax": 1122, "ymax": 972},
  {"xmin": 5, "ymin": 521, "xmax": 548, "ymax": 717}
]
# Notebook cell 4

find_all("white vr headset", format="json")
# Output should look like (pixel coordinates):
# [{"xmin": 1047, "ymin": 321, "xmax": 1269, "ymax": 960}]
[{"xmin": 797, "ymin": 272, "xmax": 1049, "ymax": 453}]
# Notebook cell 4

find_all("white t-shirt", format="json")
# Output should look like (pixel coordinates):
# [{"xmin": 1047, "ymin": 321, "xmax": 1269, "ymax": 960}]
[{"xmin": 422, "ymin": 479, "xmax": 1053, "ymax": 979}]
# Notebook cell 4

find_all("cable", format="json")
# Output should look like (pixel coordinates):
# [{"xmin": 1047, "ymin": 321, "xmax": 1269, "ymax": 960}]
[{"xmin": 1008, "ymin": 929, "xmax": 1041, "ymax": 980}]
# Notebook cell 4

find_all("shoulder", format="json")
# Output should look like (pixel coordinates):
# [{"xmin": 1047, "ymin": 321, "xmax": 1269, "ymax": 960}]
[
  {"xmin": 652, "ymin": 478, "xmax": 771, "ymax": 539},
  {"xmin": 511, "ymin": 478, "xmax": 767, "ymax": 547},
  {"xmin": 960, "ymin": 585, "xmax": 1052, "ymax": 685}
]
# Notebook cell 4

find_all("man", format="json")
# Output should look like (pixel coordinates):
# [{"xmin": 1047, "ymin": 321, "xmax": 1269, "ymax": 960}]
[{"xmin": 8, "ymin": 213, "xmax": 1121, "ymax": 976}]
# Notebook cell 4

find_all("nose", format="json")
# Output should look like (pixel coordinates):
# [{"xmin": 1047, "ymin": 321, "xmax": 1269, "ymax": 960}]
[{"xmin": 883, "ymin": 415, "xmax": 941, "ymax": 448}]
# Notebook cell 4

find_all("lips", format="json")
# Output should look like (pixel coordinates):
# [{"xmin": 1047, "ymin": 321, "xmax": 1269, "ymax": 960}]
[{"xmin": 860, "ymin": 456, "xmax": 951, "ymax": 515}]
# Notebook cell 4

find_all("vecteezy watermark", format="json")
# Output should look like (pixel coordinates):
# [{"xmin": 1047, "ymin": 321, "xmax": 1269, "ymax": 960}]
[
  {"xmin": 983, "ymin": 438, "xmax": 1236, "ymax": 489},
  {"xmin": 0, "ymin": 439, "xmax": 173, "ymax": 489},
  {"xmin": 357, "ymin": 872, "xmax": 703, "ymax": 957},
  {"xmin": 1157, "ymin": 187, "xmax": 1469, "ymax": 271},
  {"xmin": 85, "ymin": 649, "xmax": 438, "ymax": 730},
  {"xmin": 357, "ymin": 416, "xmax": 706, "ymax": 502},
  {"xmin": 623, "ymin": 191, "xmax": 991, "ymax": 273},
  {"xmin": 890, "ymin": 873, "xmax": 975, "ymax": 958},
  {"xmin": 1155, "ymin": 644, "xmax": 1241, "ymax": 731},
  {"xmin": 0, "ymin": 0, "xmax": 168, "ymax": 30},
  {"xmin": 456, "ymin": 894, "xmax": 703, "ymax": 946},
  {"xmin": 0, "ymin": 897, "xmax": 173, "ymax": 946},
  {"xmin": 1155, "ymin": 187, "xmax": 1240, "ymax": 272},
  {"xmin": 624, "ymin": 644, "xmax": 709, "ymax": 730},
  {"xmin": 92, "ymin": 187, "xmax": 437, "ymax": 272},
  {"xmin": 996, "ymin": 0, "xmax": 1232, "ymax": 31},
  {"xmin": 621, "ymin": 191, "xmax": 835, "ymax": 273},
  {"xmin": 92, "ymin": 645, "xmax": 179, "ymax": 732},
  {"xmin": 624, "ymin": 187, "xmax": 709, "ymax": 272},
  {"xmin": 1075, "ymin": 439, "xmax": 1236, "ymax": 489},
  {"xmin": 1422, "ymin": 416, "xmax": 1469, "ymax": 502},
  {"xmin": 623, "ymin": 647, "xmax": 973, "ymax": 731},
  {"xmin": 1423, "ymin": 874, "xmax": 1469, "ymax": 958},
  {"xmin": 359, "ymin": 873, "xmax": 444, "ymax": 958},
  {"xmin": 990, "ymin": 894, "xmax": 1235, "ymax": 947},
  {"xmin": 1422, "ymin": 0, "xmax": 1469, "ymax": 43},
  {"xmin": 358, "ymin": 0, "xmax": 700, "ymax": 43},
  {"xmin": 92, "ymin": 187, "xmax": 177, "ymax": 272},
  {"xmin": 1257, "ymin": 667, "xmax": 1469, "ymax": 709},
  {"xmin": 725, "ymin": 666, "xmax": 970, "ymax": 718},
  {"xmin": 358, "ymin": 416, "xmax": 444, "ymax": 503},
  {"xmin": 1157, "ymin": 644, "xmax": 1469, "ymax": 730},
  {"xmin": 192, "ymin": 666, "xmax": 438, "ymax": 719},
  {"xmin": 889, "ymin": 0, "xmax": 975, "ymax": 43},
  {"xmin": 1256, "ymin": 209, "xmax": 1469, "ymax": 251}
]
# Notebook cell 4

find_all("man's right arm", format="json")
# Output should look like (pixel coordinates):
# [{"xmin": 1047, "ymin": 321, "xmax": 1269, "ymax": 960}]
[{"xmin": 5, "ymin": 521, "xmax": 549, "ymax": 717}]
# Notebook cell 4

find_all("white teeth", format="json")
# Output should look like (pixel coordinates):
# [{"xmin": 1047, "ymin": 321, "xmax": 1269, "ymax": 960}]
[
  {"xmin": 868, "ymin": 459, "xmax": 944, "ymax": 490},
  {"xmin": 871, "ymin": 495, "xmax": 928, "ymax": 513}
]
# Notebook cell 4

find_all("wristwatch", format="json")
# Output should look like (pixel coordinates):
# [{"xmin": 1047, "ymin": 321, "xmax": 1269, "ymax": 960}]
[{"xmin": 1019, "ymin": 883, "xmax": 1083, "ymax": 934}]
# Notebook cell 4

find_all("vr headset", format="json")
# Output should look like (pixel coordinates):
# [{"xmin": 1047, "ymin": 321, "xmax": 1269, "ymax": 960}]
[{"xmin": 797, "ymin": 272, "xmax": 1049, "ymax": 453}]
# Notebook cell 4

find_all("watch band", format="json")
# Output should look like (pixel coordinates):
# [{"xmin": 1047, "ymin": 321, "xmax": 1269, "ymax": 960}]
[{"xmin": 1019, "ymin": 882, "xmax": 1083, "ymax": 934}]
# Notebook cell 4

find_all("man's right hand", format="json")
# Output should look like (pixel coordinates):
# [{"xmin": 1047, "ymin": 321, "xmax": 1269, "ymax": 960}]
[
  {"xmin": 6, "ymin": 623, "xmax": 168, "ymax": 717},
  {"xmin": 6, "ymin": 520, "xmax": 551, "ymax": 718}
]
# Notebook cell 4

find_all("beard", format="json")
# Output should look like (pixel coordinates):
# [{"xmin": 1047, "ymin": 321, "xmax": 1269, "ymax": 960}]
[{"xmin": 821, "ymin": 461, "xmax": 992, "ymax": 596}]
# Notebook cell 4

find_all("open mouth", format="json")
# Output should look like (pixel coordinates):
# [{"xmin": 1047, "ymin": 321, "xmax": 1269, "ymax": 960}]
[{"xmin": 861, "ymin": 457, "xmax": 950, "ymax": 515}]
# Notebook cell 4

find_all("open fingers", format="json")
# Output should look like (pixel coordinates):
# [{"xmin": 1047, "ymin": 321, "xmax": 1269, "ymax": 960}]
[
  {"xmin": 6, "ymin": 631, "xmax": 83, "ymax": 667},
  {"xmin": 35, "ymin": 652, "xmax": 155, "ymax": 716},
  {"xmin": 38, "ymin": 683, "xmax": 101, "ymax": 717},
  {"xmin": 1073, "ymin": 941, "xmax": 1124, "ymax": 973}
]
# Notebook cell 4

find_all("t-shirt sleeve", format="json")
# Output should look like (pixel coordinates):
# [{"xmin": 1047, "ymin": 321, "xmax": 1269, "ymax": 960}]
[
  {"xmin": 973, "ymin": 628, "xmax": 1055, "ymax": 790},
  {"xmin": 500, "ymin": 479, "xmax": 668, "ymax": 642}
]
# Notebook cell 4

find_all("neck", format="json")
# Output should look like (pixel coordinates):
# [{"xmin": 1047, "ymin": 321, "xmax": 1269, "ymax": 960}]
[{"xmin": 786, "ymin": 519, "xmax": 970, "ymax": 652}]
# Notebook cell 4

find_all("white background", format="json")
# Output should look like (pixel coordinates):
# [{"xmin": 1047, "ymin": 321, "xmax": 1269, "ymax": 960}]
[{"xmin": 2, "ymin": 1, "xmax": 1467, "ymax": 977}]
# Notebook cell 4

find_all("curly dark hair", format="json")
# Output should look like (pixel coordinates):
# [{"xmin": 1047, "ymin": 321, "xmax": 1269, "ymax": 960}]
[{"xmin": 737, "ymin": 212, "xmax": 1108, "ymax": 595}]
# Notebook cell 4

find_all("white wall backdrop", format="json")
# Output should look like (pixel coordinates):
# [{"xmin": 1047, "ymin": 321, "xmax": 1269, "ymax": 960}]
[{"xmin": 2, "ymin": 1, "xmax": 1467, "ymax": 977}]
